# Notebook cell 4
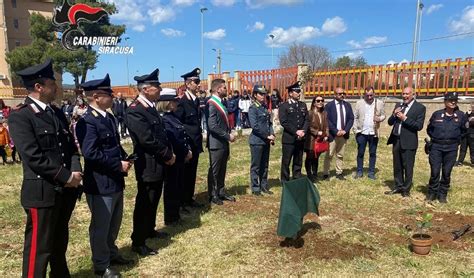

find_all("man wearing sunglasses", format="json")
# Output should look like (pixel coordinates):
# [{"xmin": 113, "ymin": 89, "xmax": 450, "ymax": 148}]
[
  {"xmin": 323, "ymin": 87, "xmax": 354, "ymax": 180},
  {"xmin": 175, "ymin": 68, "xmax": 205, "ymax": 210},
  {"xmin": 353, "ymin": 86, "xmax": 386, "ymax": 179},
  {"xmin": 425, "ymin": 92, "xmax": 467, "ymax": 203}
]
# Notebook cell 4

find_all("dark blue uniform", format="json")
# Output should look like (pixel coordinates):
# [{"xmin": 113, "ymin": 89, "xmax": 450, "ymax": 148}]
[
  {"xmin": 248, "ymin": 100, "xmax": 274, "ymax": 193},
  {"xmin": 427, "ymin": 109, "xmax": 467, "ymax": 200},
  {"xmin": 162, "ymin": 112, "xmax": 192, "ymax": 223},
  {"xmin": 75, "ymin": 106, "xmax": 128, "ymax": 273}
]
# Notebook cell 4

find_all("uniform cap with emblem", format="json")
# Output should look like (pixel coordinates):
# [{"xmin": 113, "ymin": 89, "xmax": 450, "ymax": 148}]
[
  {"xmin": 444, "ymin": 91, "xmax": 458, "ymax": 101},
  {"xmin": 286, "ymin": 81, "xmax": 302, "ymax": 93},
  {"xmin": 252, "ymin": 85, "xmax": 267, "ymax": 95},
  {"xmin": 134, "ymin": 68, "xmax": 161, "ymax": 86},
  {"xmin": 80, "ymin": 74, "xmax": 113, "ymax": 96},
  {"xmin": 181, "ymin": 68, "xmax": 201, "ymax": 82},
  {"xmin": 157, "ymin": 88, "xmax": 178, "ymax": 102},
  {"xmin": 16, "ymin": 59, "xmax": 56, "ymax": 88}
]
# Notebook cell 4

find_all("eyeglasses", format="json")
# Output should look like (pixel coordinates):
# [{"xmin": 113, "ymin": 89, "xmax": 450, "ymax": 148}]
[{"xmin": 315, "ymin": 99, "xmax": 324, "ymax": 103}]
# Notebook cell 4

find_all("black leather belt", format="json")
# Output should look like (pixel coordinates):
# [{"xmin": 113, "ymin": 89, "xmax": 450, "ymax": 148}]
[{"xmin": 432, "ymin": 139, "xmax": 458, "ymax": 145}]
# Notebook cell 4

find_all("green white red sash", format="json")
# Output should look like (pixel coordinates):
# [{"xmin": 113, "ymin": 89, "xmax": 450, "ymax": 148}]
[{"xmin": 208, "ymin": 95, "xmax": 229, "ymax": 128}]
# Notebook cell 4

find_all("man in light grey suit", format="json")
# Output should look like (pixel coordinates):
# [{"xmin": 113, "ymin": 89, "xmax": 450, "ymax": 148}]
[{"xmin": 206, "ymin": 79, "xmax": 236, "ymax": 205}]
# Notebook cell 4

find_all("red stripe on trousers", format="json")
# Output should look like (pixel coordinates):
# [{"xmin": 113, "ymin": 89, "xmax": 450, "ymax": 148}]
[{"xmin": 28, "ymin": 208, "xmax": 38, "ymax": 278}]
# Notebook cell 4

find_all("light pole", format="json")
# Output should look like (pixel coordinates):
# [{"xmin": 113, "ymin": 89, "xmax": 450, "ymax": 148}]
[
  {"xmin": 171, "ymin": 66, "xmax": 175, "ymax": 81},
  {"xmin": 200, "ymin": 7, "xmax": 208, "ymax": 80},
  {"xmin": 212, "ymin": 48, "xmax": 221, "ymax": 74},
  {"xmin": 411, "ymin": 1, "xmax": 424, "ymax": 93},
  {"xmin": 124, "ymin": 37, "xmax": 130, "ymax": 95},
  {"xmin": 269, "ymin": 34, "xmax": 275, "ymax": 68}
]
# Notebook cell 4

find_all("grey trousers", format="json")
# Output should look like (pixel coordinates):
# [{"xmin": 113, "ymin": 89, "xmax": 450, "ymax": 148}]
[{"xmin": 86, "ymin": 191, "xmax": 123, "ymax": 272}]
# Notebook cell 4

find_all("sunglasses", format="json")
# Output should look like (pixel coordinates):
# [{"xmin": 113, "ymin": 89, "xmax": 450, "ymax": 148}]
[
  {"xmin": 193, "ymin": 79, "xmax": 201, "ymax": 85},
  {"xmin": 315, "ymin": 99, "xmax": 324, "ymax": 103}
]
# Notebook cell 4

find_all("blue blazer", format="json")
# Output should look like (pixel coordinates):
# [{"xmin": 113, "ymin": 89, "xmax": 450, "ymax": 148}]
[
  {"xmin": 76, "ymin": 107, "xmax": 127, "ymax": 195},
  {"xmin": 325, "ymin": 100, "xmax": 354, "ymax": 141}
]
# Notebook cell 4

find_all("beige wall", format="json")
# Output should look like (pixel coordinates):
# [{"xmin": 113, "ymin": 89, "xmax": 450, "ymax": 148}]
[{"xmin": 1, "ymin": 0, "xmax": 54, "ymax": 90}]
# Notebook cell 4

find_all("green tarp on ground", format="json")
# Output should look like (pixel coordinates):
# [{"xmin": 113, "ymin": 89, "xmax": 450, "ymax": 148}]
[{"xmin": 277, "ymin": 177, "xmax": 320, "ymax": 238}]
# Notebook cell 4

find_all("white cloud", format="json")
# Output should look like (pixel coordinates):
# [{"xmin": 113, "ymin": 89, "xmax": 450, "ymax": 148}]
[
  {"xmin": 386, "ymin": 59, "xmax": 410, "ymax": 65},
  {"xmin": 321, "ymin": 16, "xmax": 347, "ymax": 36},
  {"xmin": 343, "ymin": 50, "xmax": 363, "ymax": 59},
  {"xmin": 132, "ymin": 24, "xmax": 146, "ymax": 32},
  {"xmin": 212, "ymin": 0, "xmax": 237, "ymax": 7},
  {"xmin": 245, "ymin": 0, "xmax": 303, "ymax": 9},
  {"xmin": 346, "ymin": 36, "xmax": 387, "ymax": 49},
  {"xmin": 448, "ymin": 6, "xmax": 474, "ymax": 36},
  {"xmin": 161, "ymin": 28, "xmax": 186, "ymax": 37},
  {"xmin": 265, "ymin": 26, "xmax": 322, "ymax": 47},
  {"xmin": 347, "ymin": 40, "xmax": 362, "ymax": 49},
  {"xmin": 247, "ymin": 21, "xmax": 265, "ymax": 32},
  {"xmin": 204, "ymin": 29, "xmax": 226, "ymax": 40},
  {"xmin": 171, "ymin": 0, "xmax": 196, "ymax": 6},
  {"xmin": 148, "ymin": 6, "xmax": 175, "ymax": 24},
  {"xmin": 426, "ymin": 4, "xmax": 443, "ymax": 15}
]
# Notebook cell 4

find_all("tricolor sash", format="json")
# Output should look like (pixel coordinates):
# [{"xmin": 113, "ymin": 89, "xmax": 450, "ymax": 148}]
[{"xmin": 208, "ymin": 95, "xmax": 229, "ymax": 128}]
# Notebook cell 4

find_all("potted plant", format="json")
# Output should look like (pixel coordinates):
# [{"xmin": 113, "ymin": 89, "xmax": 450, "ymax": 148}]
[{"xmin": 410, "ymin": 212, "xmax": 433, "ymax": 255}]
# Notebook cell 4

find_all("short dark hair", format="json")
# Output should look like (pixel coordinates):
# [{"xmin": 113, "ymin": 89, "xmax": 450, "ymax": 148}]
[
  {"xmin": 24, "ymin": 77, "xmax": 48, "ymax": 92},
  {"xmin": 211, "ymin": 79, "xmax": 225, "ymax": 93},
  {"xmin": 364, "ymin": 86, "xmax": 375, "ymax": 94}
]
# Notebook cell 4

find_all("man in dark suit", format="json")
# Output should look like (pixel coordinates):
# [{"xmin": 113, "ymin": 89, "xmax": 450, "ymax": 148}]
[
  {"xmin": 112, "ymin": 92, "xmax": 128, "ymax": 138},
  {"xmin": 126, "ymin": 69, "xmax": 175, "ymax": 256},
  {"xmin": 206, "ymin": 78, "xmax": 236, "ymax": 205},
  {"xmin": 385, "ymin": 87, "xmax": 426, "ymax": 197},
  {"xmin": 278, "ymin": 81, "xmax": 310, "ymax": 182},
  {"xmin": 75, "ymin": 74, "xmax": 133, "ymax": 278},
  {"xmin": 322, "ymin": 87, "xmax": 354, "ymax": 180},
  {"xmin": 9, "ymin": 59, "xmax": 83, "ymax": 278},
  {"xmin": 175, "ymin": 68, "xmax": 204, "ymax": 209}
]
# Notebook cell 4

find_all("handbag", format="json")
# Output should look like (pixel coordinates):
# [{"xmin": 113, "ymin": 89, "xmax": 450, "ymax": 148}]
[{"xmin": 313, "ymin": 136, "xmax": 329, "ymax": 155}]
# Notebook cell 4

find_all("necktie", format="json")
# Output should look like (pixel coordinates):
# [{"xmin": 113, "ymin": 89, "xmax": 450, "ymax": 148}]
[
  {"xmin": 393, "ymin": 104, "xmax": 407, "ymax": 136},
  {"xmin": 339, "ymin": 102, "xmax": 345, "ymax": 130}
]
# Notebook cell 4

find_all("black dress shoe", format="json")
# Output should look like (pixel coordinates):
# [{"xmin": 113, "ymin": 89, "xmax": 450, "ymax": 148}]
[
  {"xmin": 322, "ymin": 175, "xmax": 329, "ymax": 180},
  {"xmin": 148, "ymin": 230, "xmax": 169, "ymax": 239},
  {"xmin": 186, "ymin": 199, "xmax": 205, "ymax": 208},
  {"xmin": 261, "ymin": 188, "xmax": 274, "ymax": 195},
  {"xmin": 95, "ymin": 267, "xmax": 121, "ymax": 278},
  {"xmin": 384, "ymin": 189, "xmax": 403, "ymax": 195},
  {"xmin": 220, "ymin": 194, "xmax": 236, "ymax": 202},
  {"xmin": 252, "ymin": 191, "xmax": 262, "ymax": 196},
  {"xmin": 438, "ymin": 195, "xmax": 448, "ymax": 203},
  {"xmin": 181, "ymin": 206, "xmax": 191, "ymax": 214},
  {"xmin": 131, "ymin": 245, "xmax": 158, "ymax": 256},
  {"xmin": 110, "ymin": 255, "xmax": 133, "ymax": 266},
  {"xmin": 165, "ymin": 219, "xmax": 184, "ymax": 227},
  {"xmin": 401, "ymin": 191, "xmax": 410, "ymax": 197},
  {"xmin": 210, "ymin": 197, "xmax": 223, "ymax": 205},
  {"xmin": 336, "ymin": 174, "xmax": 346, "ymax": 181},
  {"xmin": 425, "ymin": 193, "xmax": 437, "ymax": 202}
]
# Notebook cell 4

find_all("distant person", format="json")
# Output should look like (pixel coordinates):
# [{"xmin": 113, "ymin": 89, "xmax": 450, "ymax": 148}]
[
  {"xmin": 385, "ymin": 87, "xmax": 426, "ymax": 197},
  {"xmin": 322, "ymin": 87, "xmax": 354, "ymax": 180},
  {"xmin": 112, "ymin": 92, "xmax": 128, "ymax": 138},
  {"xmin": 456, "ymin": 101, "xmax": 474, "ymax": 166},
  {"xmin": 0, "ymin": 119, "xmax": 10, "ymax": 165},
  {"xmin": 352, "ymin": 86, "xmax": 386, "ymax": 179},
  {"xmin": 239, "ymin": 91, "xmax": 251, "ymax": 128},
  {"xmin": 61, "ymin": 99, "xmax": 74, "ymax": 123},
  {"xmin": 304, "ymin": 96, "xmax": 329, "ymax": 182},
  {"xmin": 228, "ymin": 90, "xmax": 240, "ymax": 129},
  {"xmin": 0, "ymin": 98, "xmax": 11, "ymax": 119},
  {"xmin": 270, "ymin": 88, "xmax": 282, "ymax": 125},
  {"xmin": 198, "ymin": 90, "xmax": 208, "ymax": 132},
  {"xmin": 73, "ymin": 95, "xmax": 88, "ymax": 118}
]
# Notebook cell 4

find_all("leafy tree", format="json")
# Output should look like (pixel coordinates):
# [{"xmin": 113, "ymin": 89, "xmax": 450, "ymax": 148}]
[
  {"xmin": 6, "ymin": 1, "xmax": 125, "ymax": 88},
  {"xmin": 333, "ymin": 56, "xmax": 368, "ymax": 69}
]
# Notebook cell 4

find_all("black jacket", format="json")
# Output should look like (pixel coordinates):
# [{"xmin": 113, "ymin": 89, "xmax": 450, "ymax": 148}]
[
  {"xmin": 126, "ymin": 97, "xmax": 174, "ymax": 182},
  {"xmin": 387, "ymin": 100, "xmax": 426, "ymax": 150},
  {"xmin": 9, "ymin": 97, "xmax": 81, "ymax": 208},
  {"xmin": 278, "ymin": 100, "xmax": 310, "ymax": 144},
  {"xmin": 175, "ymin": 91, "xmax": 203, "ymax": 153}
]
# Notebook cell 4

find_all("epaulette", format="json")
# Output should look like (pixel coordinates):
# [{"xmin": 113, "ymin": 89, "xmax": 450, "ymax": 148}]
[
  {"xmin": 91, "ymin": 110, "xmax": 99, "ymax": 117},
  {"xmin": 28, "ymin": 103, "xmax": 41, "ymax": 114}
]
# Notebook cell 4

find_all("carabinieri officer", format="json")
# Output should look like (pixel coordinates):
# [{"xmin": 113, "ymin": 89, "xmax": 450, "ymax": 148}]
[{"xmin": 426, "ymin": 91, "xmax": 467, "ymax": 203}]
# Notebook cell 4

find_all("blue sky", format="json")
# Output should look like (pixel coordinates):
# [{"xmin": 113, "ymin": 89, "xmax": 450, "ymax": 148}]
[{"xmin": 63, "ymin": 0, "xmax": 474, "ymax": 85}]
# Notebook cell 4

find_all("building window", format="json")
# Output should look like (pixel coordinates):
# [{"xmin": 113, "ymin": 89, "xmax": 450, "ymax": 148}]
[
  {"xmin": 13, "ymin": 19, "xmax": 19, "ymax": 29},
  {"xmin": 15, "ymin": 40, "xmax": 20, "ymax": 47},
  {"xmin": 12, "ymin": 0, "xmax": 17, "ymax": 8}
]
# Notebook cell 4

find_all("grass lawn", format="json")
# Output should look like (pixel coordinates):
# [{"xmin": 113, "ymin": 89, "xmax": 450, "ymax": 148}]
[{"xmin": 0, "ymin": 133, "xmax": 473, "ymax": 276}]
